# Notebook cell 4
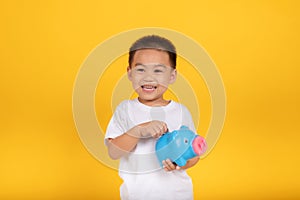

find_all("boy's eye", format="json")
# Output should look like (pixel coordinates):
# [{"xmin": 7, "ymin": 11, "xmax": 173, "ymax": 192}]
[
  {"xmin": 154, "ymin": 69, "xmax": 163, "ymax": 73},
  {"xmin": 136, "ymin": 68, "xmax": 145, "ymax": 72}
]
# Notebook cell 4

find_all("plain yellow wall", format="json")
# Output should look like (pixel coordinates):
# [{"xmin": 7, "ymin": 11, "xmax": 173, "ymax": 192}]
[{"xmin": 1, "ymin": 1, "xmax": 299, "ymax": 199}]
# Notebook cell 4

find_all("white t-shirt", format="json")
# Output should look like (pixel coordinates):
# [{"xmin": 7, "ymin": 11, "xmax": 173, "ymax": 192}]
[{"xmin": 105, "ymin": 98, "xmax": 196, "ymax": 200}]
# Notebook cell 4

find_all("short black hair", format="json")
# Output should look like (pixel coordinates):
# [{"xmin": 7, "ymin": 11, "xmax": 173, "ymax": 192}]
[{"xmin": 128, "ymin": 35, "xmax": 177, "ymax": 68}]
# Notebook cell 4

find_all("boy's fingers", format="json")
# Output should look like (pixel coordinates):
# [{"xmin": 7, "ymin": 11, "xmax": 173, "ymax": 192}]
[
  {"xmin": 162, "ymin": 160, "xmax": 171, "ymax": 171},
  {"xmin": 162, "ymin": 160, "xmax": 167, "ymax": 170},
  {"xmin": 163, "ymin": 159, "xmax": 177, "ymax": 171},
  {"xmin": 162, "ymin": 123, "xmax": 168, "ymax": 132}
]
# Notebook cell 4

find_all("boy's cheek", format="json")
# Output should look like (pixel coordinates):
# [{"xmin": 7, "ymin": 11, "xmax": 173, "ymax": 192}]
[
  {"xmin": 132, "ymin": 83, "xmax": 140, "ymax": 91},
  {"xmin": 157, "ymin": 79, "xmax": 169, "ymax": 87},
  {"xmin": 129, "ymin": 78, "xmax": 140, "ymax": 88}
]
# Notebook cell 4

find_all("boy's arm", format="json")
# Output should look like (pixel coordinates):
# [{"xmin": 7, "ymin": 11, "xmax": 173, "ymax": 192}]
[
  {"xmin": 162, "ymin": 157, "xmax": 200, "ymax": 171},
  {"xmin": 107, "ymin": 127, "xmax": 140, "ymax": 160},
  {"xmin": 107, "ymin": 120, "xmax": 168, "ymax": 160},
  {"xmin": 180, "ymin": 156, "xmax": 200, "ymax": 170}
]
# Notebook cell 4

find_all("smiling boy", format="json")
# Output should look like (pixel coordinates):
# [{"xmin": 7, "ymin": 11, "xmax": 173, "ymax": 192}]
[{"xmin": 105, "ymin": 35, "xmax": 206, "ymax": 200}]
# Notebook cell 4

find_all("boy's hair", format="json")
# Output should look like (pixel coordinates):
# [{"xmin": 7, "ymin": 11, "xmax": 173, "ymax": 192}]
[{"xmin": 128, "ymin": 35, "xmax": 177, "ymax": 69}]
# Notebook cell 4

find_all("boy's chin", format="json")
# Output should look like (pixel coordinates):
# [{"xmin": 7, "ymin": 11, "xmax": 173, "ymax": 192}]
[
  {"xmin": 138, "ymin": 95, "xmax": 158, "ymax": 101},
  {"xmin": 137, "ymin": 97, "xmax": 170, "ymax": 107},
  {"xmin": 138, "ymin": 96, "xmax": 157, "ymax": 101}
]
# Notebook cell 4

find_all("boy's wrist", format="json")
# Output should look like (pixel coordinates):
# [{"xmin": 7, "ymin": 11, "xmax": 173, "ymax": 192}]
[{"xmin": 127, "ymin": 126, "xmax": 142, "ymax": 138}]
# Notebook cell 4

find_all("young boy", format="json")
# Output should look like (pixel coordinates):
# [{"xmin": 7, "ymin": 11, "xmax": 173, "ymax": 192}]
[{"xmin": 105, "ymin": 35, "xmax": 206, "ymax": 200}]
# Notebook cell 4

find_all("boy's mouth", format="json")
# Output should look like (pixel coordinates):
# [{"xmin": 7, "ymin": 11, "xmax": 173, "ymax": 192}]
[{"xmin": 141, "ymin": 85, "xmax": 157, "ymax": 92}]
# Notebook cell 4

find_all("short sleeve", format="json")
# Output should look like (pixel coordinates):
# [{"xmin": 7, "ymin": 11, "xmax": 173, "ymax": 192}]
[
  {"xmin": 104, "ymin": 101, "xmax": 128, "ymax": 145},
  {"xmin": 181, "ymin": 105, "xmax": 197, "ymax": 133}
]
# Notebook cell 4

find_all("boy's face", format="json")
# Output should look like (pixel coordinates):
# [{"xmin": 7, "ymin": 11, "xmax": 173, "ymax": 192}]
[{"xmin": 127, "ymin": 49, "xmax": 177, "ymax": 105}]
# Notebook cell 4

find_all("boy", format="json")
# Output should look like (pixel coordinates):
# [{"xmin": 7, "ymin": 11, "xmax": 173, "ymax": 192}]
[{"xmin": 105, "ymin": 35, "xmax": 206, "ymax": 200}]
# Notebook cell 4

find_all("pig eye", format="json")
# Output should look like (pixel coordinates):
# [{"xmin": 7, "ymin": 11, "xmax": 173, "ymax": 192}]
[{"xmin": 184, "ymin": 139, "xmax": 188, "ymax": 144}]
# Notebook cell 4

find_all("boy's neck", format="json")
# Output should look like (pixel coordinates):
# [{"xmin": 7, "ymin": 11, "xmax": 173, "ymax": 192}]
[{"xmin": 137, "ymin": 97, "xmax": 171, "ymax": 107}]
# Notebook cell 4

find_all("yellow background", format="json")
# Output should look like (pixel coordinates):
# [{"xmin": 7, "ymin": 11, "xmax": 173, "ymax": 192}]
[{"xmin": 1, "ymin": 0, "xmax": 299, "ymax": 199}]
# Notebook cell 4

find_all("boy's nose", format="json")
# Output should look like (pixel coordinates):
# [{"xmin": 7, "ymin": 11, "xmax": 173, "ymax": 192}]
[{"xmin": 143, "ymin": 73, "xmax": 156, "ymax": 82}]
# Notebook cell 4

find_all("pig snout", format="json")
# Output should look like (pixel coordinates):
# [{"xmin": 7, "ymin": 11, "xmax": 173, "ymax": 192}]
[{"xmin": 192, "ymin": 136, "xmax": 207, "ymax": 156}]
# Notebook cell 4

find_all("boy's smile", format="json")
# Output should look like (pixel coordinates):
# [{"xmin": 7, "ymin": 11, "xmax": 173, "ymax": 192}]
[
  {"xmin": 141, "ymin": 84, "xmax": 157, "ymax": 92},
  {"xmin": 127, "ymin": 49, "xmax": 177, "ymax": 106}
]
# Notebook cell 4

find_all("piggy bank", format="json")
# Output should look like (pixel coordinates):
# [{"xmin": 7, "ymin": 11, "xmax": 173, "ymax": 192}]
[{"xmin": 155, "ymin": 126, "xmax": 206, "ymax": 167}]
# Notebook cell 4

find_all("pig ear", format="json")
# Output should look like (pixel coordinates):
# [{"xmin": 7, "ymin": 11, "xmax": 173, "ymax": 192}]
[{"xmin": 180, "ymin": 125, "xmax": 189, "ymax": 130}]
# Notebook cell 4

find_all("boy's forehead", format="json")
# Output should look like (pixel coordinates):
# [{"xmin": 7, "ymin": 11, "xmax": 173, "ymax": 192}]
[
  {"xmin": 132, "ymin": 49, "xmax": 171, "ymax": 65},
  {"xmin": 134, "ymin": 63, "xmax": 167, "ymax": 68}
]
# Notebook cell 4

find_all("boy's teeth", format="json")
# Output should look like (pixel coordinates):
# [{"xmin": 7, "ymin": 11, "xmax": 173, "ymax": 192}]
[{"xmin": 142, "ymin": 85, "xmax": 157, "ymax": 89}]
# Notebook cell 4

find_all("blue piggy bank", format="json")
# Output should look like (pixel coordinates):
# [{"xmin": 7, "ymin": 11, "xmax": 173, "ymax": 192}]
[{"xmin": 155, "ymin": 126, "xmax": 206, "ymax": 167}]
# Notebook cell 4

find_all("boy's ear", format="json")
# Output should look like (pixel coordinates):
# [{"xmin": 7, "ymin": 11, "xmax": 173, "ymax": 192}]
[
  {"xmin": 127, "ymin": 66, "xmax": 132, "ymax": 81},
  {"xmin": 169, "ymin": 69, "xmax": 177, "ymax": 84}
]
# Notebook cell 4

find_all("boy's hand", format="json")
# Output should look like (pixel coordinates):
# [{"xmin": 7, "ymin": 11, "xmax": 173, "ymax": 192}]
[
  {"xmin": 162, "ymin": 159, "xmax": 181, "ymax": 171},
  {"xmin": 137, "ymin": 120, "xmax": 168, "ymax": 138}
]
